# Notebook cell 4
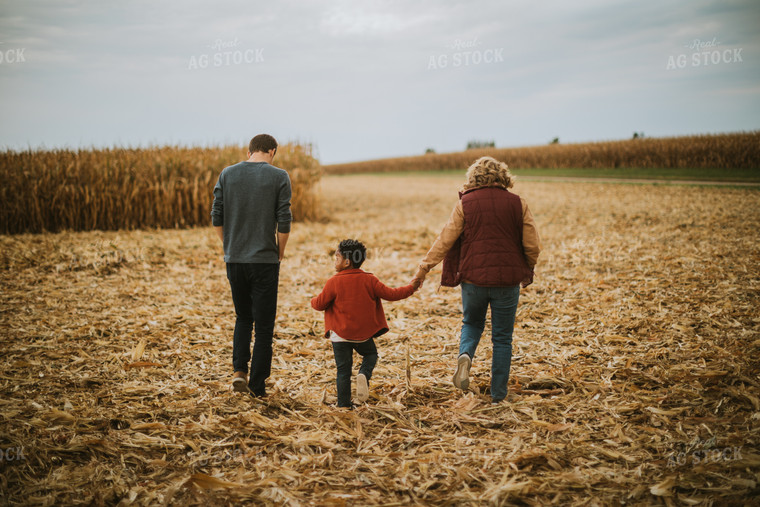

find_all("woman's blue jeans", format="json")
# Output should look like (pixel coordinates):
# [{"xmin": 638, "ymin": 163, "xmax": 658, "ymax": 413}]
[{"xmin": 459, "ymin": 282, "xmax": 520, "ymax": 402}]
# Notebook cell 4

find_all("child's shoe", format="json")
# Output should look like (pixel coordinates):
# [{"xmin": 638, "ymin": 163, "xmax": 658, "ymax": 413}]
[
  {"xmin": 356, "ymin": 373, "xmax": 369, "ymax": 402},
  {"xmin": 453, "ymin": 354, "xmax": 471, "ymax": 390}
]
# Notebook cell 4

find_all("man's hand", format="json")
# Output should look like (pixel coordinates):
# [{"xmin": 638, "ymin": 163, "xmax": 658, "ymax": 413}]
[
  {"xmin": 277, "ymin": 232, "xmax": 290, "ymax": 262},
  {"xmin": 214, "ymin": 226, "xmax": 223, "ymax": 243}
]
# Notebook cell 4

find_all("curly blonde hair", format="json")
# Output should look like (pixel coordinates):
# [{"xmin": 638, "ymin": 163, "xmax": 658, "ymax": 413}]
[{"xmin": 462, "ymin": 156, "xmax": 515, "ymax": 191}]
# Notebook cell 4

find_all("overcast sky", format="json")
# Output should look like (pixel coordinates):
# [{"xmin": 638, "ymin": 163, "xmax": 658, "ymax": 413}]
[{"xmin": 0, "ymin": 0, "xmax": 758, "ymax": 164}]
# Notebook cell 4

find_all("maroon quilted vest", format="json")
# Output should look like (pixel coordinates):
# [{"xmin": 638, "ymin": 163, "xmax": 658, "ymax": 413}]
[{"xmin": 441, "ymin": 186, "xmax": 532, "ymax": 287}]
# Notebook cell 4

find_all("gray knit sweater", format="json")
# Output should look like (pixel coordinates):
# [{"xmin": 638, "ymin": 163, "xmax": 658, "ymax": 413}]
[{"xmin": 211, "ymin": 161, "xmax": 292, "ymax": 263}]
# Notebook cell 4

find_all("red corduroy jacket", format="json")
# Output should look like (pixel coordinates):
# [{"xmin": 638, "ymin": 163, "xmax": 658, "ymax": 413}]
[{"xmin": 311, "ymin": 269, "xmax": 415, "ymax": 341}]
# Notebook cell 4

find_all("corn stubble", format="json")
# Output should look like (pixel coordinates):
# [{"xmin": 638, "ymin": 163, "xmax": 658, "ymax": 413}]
[
  {"xmin": 1, "ymin": 174, "xmax": 758, "ymax": 505},
  {"xmin": 0, "ymin": 144, "xmax": 322, "ymax": 235}
]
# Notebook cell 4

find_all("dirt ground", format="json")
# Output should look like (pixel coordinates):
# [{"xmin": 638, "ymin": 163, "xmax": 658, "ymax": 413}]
[{"xmin": 1, "ymin": 174, "xmax": 759, "ymax": 505}]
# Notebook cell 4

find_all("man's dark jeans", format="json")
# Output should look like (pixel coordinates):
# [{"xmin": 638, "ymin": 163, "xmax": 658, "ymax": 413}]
[
  {"xmin": 226, "ymin": 262, "xmax": 279, "ymax": 396},
  {"xmin": 332, "ymin": 338, "xmax": 378, "ymax": 407}
]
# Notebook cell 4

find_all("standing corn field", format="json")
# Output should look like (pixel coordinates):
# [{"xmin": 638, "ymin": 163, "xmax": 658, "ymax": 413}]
[
  {"xmin": 323, "ymin": 132, "xmax": 760, "ymax": 174},
  {"xmin": 0, "ymin": 144, "xmax": 322, "ymax": 234}
]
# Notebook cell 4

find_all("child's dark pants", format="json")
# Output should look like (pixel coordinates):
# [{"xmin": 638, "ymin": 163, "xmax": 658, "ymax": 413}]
[{"xmin": 331, "ymin": 338, "xmax": 378, "ymax": 407}]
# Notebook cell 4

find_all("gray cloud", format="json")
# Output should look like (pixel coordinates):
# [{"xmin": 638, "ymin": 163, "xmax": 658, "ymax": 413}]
[{"xmin": 0, "ymin": 0, "xmax": 757, "ymax": 163}]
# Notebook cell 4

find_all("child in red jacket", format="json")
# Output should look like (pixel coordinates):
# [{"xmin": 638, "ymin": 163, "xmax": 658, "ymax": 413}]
[{"xmin": 311, "ymin": 239, "xmax": 419, "ymax": 408}]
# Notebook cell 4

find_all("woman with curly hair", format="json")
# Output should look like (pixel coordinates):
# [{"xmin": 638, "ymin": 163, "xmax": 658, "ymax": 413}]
[{"xmin": 413, "ymin": 156, "xmax": 541, "ymax": 404}]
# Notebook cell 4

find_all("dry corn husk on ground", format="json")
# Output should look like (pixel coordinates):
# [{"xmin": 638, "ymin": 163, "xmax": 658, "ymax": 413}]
[{"xmin": 1, "ymin": 174, "xmax": 759, "ymax": 505}]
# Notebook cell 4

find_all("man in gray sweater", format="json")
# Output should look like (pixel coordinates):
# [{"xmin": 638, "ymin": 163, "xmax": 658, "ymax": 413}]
[{"xmin": 211, "ymin": 134, "xmax": 292, "ymax": 397}]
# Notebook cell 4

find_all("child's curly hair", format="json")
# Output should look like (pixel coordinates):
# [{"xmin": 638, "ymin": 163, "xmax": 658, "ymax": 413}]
[
  {"xmin": 338, "ymin": 239, "xmax": 367, "ymax": 269},
  {"xmin": 462, "ymin": 156, "xmax": 515, "ymax": 191}
]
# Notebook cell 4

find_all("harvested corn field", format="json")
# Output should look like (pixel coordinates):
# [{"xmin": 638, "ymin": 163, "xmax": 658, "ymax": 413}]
[{"xmin": 1, "ymin": 174, "xmax": 759, "ymax": 505}]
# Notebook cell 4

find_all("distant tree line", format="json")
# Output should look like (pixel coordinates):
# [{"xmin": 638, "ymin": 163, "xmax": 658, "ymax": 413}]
[{"xmin": 466, "ymin": 140, "xmax": 495, "ymax": 150}]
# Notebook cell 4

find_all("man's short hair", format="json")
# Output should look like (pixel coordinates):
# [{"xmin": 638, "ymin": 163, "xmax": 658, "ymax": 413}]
[
  {"xmin": 338, "ymin": 239, "xmax": 367, "ymax": 269},
  {"xmin": 249, "ymin": 134, "xmax": 278, "ymax": 154}
]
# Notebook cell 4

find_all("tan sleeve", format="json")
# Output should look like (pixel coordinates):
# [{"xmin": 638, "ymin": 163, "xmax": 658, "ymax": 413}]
[
  {"xmin": 415, "ymin": 201, "xmax": 464, "ymax": 279},
  {"xmin": 521, "ymin": 197, "xmax": 541, "ymax": 269}
]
